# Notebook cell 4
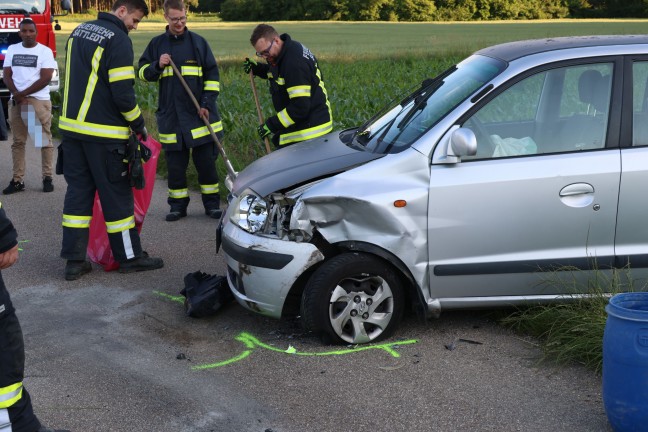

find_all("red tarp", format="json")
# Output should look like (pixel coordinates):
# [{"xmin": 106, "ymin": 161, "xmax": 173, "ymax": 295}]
[{"xmin": 87, "ymin": 136, "xmax": 161, "ymax": 271}]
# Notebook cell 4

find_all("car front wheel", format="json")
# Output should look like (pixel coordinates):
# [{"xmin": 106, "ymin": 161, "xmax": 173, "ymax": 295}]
[{"xmin": 301, "ymin": 253, "xmax": 404, "ymax": 345}]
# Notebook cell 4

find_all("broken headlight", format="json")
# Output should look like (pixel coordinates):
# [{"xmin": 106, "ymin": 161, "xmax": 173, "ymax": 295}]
[{"xmin": 230, "ymin": 189, "xmax": 268, "ymax": 233}]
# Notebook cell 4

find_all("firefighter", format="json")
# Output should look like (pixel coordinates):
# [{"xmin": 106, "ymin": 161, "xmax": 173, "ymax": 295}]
[
  {"xmin": 58, "ymin": 0, "xmax": 163, "ymax": 280},
  {"xmin": 138, "ymin": 0, "xmax": 223, "ymax": 222},
  {"xmin": 0, "ymin": 201, "xmax": 69, "ymax": 432},
  {"xmin": 244, "ymin": 24, "xmax": 333, "ymax": 148}
]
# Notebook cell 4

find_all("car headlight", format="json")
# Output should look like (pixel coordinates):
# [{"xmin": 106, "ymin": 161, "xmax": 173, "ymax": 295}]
[{"xmin": 230, "ymin": 189, "xmax": 268, "ymax": 233}]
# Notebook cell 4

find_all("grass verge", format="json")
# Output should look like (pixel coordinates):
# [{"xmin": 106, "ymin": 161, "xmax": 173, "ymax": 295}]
[{"xmin": 499, "ymin": 266, "xmax": 644, "ymax": 374}]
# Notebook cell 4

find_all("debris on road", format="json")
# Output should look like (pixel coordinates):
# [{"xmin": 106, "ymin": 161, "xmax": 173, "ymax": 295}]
[{"xmin": 445, "ymin": 338, "xmax": 484, "ymax": 351}]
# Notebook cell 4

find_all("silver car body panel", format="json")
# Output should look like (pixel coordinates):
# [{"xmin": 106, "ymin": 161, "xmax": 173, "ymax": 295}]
[
  {"xmin": 222, "ymin": 36, "xmax": 648, "ymax": 319},
  {"xmin": 295, "ymin": 147, "xmax": 431, "ymax": 280},
  {"xmin": 230, "ymin": 131, "xmax": 383, "ymax": 197}
]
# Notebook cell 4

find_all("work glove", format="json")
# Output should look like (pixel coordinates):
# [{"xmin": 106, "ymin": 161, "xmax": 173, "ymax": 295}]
[
  {"xmin": 134, "ymin": 126, "xmax": 148, "ymax": 142},
  {"xmin": 257, "ymin": 123, "xmax": 272, "ymax": 140},
  {"xmin": 127, "ymin": 133, "xmax": 146, "ymax": 190},
  {"xmin": 243, "ymin": 57, "xmax": 259, "ymax": 75}
]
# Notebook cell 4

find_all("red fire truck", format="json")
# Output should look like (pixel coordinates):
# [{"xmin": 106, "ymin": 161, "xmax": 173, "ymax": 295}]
[{"xmin": 0, "ymin": 0, "xmax": 70, "ymax": 115}]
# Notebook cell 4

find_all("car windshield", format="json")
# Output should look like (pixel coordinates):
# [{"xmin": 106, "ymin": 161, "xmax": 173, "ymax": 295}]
[
  {"xmin": 0, "ymin": 0, "xmax": 45, "ymax": 14},
  {"xmin": 353, "ymin": 55, "xmax": 507, "ymax": 154}
]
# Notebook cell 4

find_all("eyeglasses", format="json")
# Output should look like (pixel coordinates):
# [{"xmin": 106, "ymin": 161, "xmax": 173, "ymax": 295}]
[
  {"xmin": 167, "ymin": 15, "xmax": 187, "ymax": 24},
  {"xmin": 255, "ymin": 39, "xmax": 275, "ymax": 57}
]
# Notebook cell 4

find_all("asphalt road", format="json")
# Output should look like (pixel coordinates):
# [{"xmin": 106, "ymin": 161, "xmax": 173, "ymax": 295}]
[{"xmin": 0, "ymin": 133, "xmax": 613, "ymax": 432}]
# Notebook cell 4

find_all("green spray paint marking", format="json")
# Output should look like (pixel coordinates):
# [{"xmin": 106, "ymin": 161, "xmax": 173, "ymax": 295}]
[
  {"xmin": 152, "ymin": 291, "xmax": 185, "ymax": 304},
  {"xmin": 192, "ymin": 332, "xmax": 418, "ymax": 370},
  {"xmin": 152, "ymin": 290, "xmax": 418, "ymax": 370},
  {"xmin": 18, "ymin": 240, "xmax": 30, "ymax": 252}
]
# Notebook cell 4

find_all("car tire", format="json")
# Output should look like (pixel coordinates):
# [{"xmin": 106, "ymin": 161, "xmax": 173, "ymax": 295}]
[{"xmin": 301, "ymin": 252, "xmax": 404, "ymax": 345}]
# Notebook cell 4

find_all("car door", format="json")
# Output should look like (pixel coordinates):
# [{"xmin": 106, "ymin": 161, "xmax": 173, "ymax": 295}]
[
  {"xmin": 427, "ymin": 60, "xmax": 621, "ymax": 300},
  {"xmin": 615, "ymin": 58, "xmax": 648, "ymax": 278}
]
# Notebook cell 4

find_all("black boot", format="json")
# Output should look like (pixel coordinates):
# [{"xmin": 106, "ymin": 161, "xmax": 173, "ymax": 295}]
[
  {"xmin": 119, "ymin": 252, "xmax": 164, "ymax": 273},
  {"xmin": 64, "ymin": 260, "xmax": 92, "ymax": 281},
  {"xmin": 205, "ymin": 208, "xmax": 222, "ymax": 219},
  {"xmin": 165, "ymin": 208, "xmax": 187, "ymax": 222},
  {"xmin": 167, "ymin": 196, "xmax": 189, "ymax": 222}
]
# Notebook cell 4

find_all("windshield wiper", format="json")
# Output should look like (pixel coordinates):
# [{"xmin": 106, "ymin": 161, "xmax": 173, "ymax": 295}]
[
  {"xmin": 396, "ymin": 81, "xmax": 443, "ymax": 129},
  {"xmin": 352, "ymin": 79, "xmax": 434, "ymax": 148}
]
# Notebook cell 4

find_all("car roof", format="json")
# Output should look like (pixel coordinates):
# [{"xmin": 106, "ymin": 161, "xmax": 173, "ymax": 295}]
[{"xmin": 475, "ymin": 35, "xmax": 648, "ymax": 62}]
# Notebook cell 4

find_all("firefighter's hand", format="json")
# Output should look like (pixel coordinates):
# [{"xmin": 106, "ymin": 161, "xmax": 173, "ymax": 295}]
[
  {"xmin": 257, "ymin": 123, "xmax": 272, "ymax": 140},
  {"xmin": 135, "ymin": 126, "xmax": 148, "ymax": 141},
  {"xmin": 199, "ymin": 107, "xmax": 209, "ymax": 121},
  {"xmin": 159, "ymin": 53, "xmax": 171, "ymax": 68},
  {"xmin": 0, "ymin": 244, "xmax": 19, "ymax": 270},
  {"xmin": 243, "ymin": 57, "xmax": 258, "ymax": 75}
]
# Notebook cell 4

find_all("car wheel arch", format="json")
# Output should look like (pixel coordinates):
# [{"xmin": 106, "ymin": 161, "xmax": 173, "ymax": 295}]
[
  {"xmin": 335, "ymin": 240, "xmax": 425, "ymax": 317},
  {"xmin": 280, "ymin": 240, "xmax": 426, "ymax": 321}
]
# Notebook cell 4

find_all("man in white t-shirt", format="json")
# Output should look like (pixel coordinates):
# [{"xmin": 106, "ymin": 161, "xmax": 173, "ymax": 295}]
[{"xmin": 2, "ymin": 18, "xmax": 57, "ymax": 195}]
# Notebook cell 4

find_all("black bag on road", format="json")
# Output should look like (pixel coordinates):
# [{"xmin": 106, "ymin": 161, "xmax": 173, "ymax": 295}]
[{"xmin": 180, "ymin": 271, "xmax": 233, "ymax": 318}]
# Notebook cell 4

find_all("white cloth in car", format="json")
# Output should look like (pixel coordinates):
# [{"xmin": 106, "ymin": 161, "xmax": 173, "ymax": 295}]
[{"xmin": 491, "ymin": 134, "xmax": 537, "ymax": 157}]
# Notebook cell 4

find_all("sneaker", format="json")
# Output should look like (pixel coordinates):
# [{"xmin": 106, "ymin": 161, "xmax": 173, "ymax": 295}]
[
  {"xmin": 43, "ymin": 176, "xmax": 54, "ymax": 192},
  {"xmin": 118, "ymin": 252, "xmax": 164, "ymax": 274},
  {"xmin": 65, "ymin": 260, "xmax": 92, "ymax": 281},
  {"xmin": 165, "ymin": 209, "xmax": 187, "ymax": 222},
  {"xmin": 2, "ymin": 180, "xmax": 25, "ymax": 195},
  {"xmin": 205, "ymin": 208, "xmax": 222, "ymax": 219}
]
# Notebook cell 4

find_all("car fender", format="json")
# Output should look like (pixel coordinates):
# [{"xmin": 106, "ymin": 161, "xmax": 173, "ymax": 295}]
[{"xmin": 295, "ymin": 149, "xmax": 433, "ymax": 299}]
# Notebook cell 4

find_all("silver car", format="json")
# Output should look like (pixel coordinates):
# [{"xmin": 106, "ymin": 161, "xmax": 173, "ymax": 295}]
[{"xmin": 219, "ymin": 35, "xmax": 648, "ymax": 345}]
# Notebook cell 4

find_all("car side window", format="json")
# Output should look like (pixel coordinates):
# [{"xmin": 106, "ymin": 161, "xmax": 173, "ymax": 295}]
[
  {"xmin": 462, "ymin": 63, "xmax": 613, "ymax": 160},
  {"xmin": 632, "ymin": 62, "xmax": 648, "ymax": 146}
]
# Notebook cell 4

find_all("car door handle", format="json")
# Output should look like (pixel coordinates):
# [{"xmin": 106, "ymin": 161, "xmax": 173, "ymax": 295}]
[{"xmin": 559, "ymin": 183, "xmax": 595, "ymax": 197}]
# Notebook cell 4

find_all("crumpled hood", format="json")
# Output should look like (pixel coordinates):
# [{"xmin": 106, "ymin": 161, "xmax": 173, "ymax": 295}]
[{"xmin": 230, "ymin": 131, "xmax": 384, "ymax": 197}]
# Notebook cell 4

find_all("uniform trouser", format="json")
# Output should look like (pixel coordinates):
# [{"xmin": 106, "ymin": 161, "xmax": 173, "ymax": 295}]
[
  {"xmin": 166, "ymin": 141, "xmax": 220, "ymax": 211},
  {"xmin": 0, "ymin": 275, "xmax": 41, "ymax": 432},
  {"xmin": 60, "ymin": 137, "xmax": 142, "ymax": 263},
  {"xmin": 7, "ymin": 98, "xmax": 54, "ymax": 183}
]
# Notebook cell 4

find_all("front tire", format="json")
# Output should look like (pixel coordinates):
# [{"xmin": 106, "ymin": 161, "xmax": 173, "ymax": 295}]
[{"xmin": 301, "ymin": 253, "xmax": 404, "ymax": 345}]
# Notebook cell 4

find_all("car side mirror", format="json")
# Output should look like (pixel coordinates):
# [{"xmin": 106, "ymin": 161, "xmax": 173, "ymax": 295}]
[
  {"xmin": 450, "ymin": 127, "xmax": 477, "ymax": 157},
  {"xmin": 433, "ymin": 126, "xmax": 477, "ymax": 164},
  {"xmin": 61, "ymin": 0, "xmax": 72, "ymax": 11}
]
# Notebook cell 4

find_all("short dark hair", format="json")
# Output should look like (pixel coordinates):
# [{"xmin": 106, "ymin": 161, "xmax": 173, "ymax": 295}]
[
  {"xmin": 19, "ymin": 18, "xmax": 36, "ymax": 30},
  {"xmin": 250, "ymin": 24, "xmax": 278, "ymax": 46},
  {"xmin": 163, "ymin": 0, "xmax": 185, "ymax": 14},
  {"xmin": 112, "ymin": 0, "xmax": 149, "ymax": 16}
]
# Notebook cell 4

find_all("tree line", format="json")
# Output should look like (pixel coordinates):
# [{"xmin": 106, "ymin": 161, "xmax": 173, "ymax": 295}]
[{"xmin": 55, "ymin": 0, "xmax": 648, "ymax": 20}]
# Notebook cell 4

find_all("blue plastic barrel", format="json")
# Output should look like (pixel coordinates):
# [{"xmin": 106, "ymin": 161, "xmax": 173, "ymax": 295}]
[{"xmin": 603, "ymin": 292, "xmax": 648, "ymax": 432}]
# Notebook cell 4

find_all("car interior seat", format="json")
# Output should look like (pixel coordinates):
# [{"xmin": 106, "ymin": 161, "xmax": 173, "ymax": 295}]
[{"xmin": 542, "ymin": 69, "xmax": 610, "ymax": 153}]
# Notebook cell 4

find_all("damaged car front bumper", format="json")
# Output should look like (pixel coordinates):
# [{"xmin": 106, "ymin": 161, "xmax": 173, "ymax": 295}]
[{"xmin": 220, "ymin": 218, "xmax": 325, "ymax": 318}]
